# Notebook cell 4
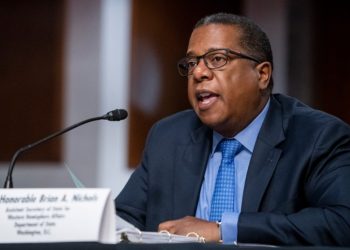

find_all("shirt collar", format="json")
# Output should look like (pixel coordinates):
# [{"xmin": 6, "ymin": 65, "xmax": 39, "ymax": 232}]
[{"xmin": 211, "ymin": 98, "xmax": 270, "ymax": 154}]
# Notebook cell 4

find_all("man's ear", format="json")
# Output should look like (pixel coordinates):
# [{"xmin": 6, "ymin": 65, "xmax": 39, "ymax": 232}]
[{"xmin": 256, "ymin": 62, "xmax": 272, "ymax": 90}]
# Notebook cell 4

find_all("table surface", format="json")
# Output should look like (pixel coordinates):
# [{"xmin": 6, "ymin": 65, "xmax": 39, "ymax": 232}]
[{"xmin": 0, "ymin": 242, "xmax": 348, "ymax": 250}]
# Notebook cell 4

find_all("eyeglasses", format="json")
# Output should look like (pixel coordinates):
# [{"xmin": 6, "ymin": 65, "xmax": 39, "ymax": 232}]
[{"xmin": 177, "ymin": 48, "xmax": 261, "ymax": 77}]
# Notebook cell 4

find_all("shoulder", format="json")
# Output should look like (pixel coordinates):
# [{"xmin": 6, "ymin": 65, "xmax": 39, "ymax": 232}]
[
  {"xmin": 272, "ymin": 94, "xmax": 350, "ymax": 143},
  {"xmin": 145, "ymin": 109, "xmax": 205, "ymax": 143},
  {"xmin": 155, "ymin": 109, "xmax": 201, "ymax": 128},
  {"xmin": 152, "ymin": 109, "xmax": 202, "ymax": 133},
  {"xmin": 273, "ymin": 93, "xmax": 349, "ymax": 128}
]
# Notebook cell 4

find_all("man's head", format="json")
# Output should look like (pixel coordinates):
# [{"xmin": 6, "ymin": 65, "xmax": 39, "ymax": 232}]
[
  {"xmin": 179, "ymin": 13, "xmax": 273, "ymax": 137},
  {"xmin": 195, "ymin": 13, "xmax": 273, "ymax": 79}
]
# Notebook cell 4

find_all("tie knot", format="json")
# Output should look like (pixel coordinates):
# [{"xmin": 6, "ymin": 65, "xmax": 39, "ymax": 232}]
[{"xmin": 217, "ymin": 139, "xmax": 242, "ymax": 160}]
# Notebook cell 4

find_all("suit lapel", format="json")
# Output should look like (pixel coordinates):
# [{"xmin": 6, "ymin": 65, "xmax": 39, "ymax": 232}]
[
  {"xmin": 173, "ymin": 125, "xmax": 212, "ymax": 219},
  {"xmin": 242, "ymin": 96, "xmax": 286, "ymax": 212}
]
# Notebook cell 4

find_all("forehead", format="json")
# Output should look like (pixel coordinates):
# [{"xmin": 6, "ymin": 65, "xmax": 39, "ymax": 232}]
[{"xmin": 187, "ymin": 24, "xmax": 242, "ymax": 55}]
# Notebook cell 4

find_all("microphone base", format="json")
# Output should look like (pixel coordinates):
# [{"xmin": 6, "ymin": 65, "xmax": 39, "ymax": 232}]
[{"xmin": 3, "ymin": 178, "xmax": 13, "ymax": 188}]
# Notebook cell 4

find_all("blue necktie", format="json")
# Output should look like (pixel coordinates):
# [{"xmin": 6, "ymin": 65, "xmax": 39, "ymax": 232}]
[{"xmin": 209, "ymin": 139, "xmax": 242, "ymax": 222}]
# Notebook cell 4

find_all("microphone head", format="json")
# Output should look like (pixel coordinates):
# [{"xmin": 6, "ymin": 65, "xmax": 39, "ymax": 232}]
[{"xmin": 105, "ymin": 109, "xmax": 128, "ymax": 121}]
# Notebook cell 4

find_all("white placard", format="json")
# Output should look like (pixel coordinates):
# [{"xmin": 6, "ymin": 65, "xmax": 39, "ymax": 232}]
[{"xmin": 0, "ymin": 188, "xmax": 116, "ymax": 244}]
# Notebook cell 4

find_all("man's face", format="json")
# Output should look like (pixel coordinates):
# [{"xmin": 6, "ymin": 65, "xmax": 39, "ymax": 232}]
[{"xmin": 187, "ymin": 24, "xmax": 271, "ymax": 137}]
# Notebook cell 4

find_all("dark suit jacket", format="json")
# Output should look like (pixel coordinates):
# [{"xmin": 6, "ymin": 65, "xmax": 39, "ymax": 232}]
[{"xmin": 115, "ymin": 94, "xmax": 350, "ymax": 246}]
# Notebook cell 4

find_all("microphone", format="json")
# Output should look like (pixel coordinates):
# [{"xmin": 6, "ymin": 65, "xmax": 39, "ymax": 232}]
[{"xmin": 3, "ymin": 108, "xmax": 128, "ymax": 188}]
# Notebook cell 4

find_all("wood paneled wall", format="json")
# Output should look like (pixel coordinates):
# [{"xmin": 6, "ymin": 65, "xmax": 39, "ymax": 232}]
[
  {"xmin": 0, "ymin": 0, "xmax": 63, "ymax": 162},
  {"xmin": 128, "ymin": 0, "xmax": 242, "ymax": 167},
  {"xmin": 312, "ymin": 1, "xmax": 350, "ymax": 123}
]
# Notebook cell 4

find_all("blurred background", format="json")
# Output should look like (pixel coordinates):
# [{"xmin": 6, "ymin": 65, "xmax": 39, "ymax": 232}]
[{"xmin": 0, "ymin": 0, "xmax": 349, "ymax": 197}]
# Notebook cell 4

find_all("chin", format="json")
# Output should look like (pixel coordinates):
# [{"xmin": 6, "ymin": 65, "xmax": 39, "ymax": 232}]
[{"xmin": 197, "ymin": 112, "xmax": 222, "ymax": 129}]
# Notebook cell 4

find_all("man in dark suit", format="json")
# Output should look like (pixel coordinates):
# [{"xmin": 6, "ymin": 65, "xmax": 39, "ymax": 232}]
[{"xmin": 115, "ymin": 13, "xmax": 350, "ymax": 245}]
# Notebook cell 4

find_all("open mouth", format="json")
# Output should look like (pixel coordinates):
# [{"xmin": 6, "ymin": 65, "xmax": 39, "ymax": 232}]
[{"xmin": 196, "ymin": 91, "xmax": 219, "ymax": 110}]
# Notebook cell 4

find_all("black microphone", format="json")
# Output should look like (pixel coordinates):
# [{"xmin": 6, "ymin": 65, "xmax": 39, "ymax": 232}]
[{"xmin": 3, "ymin": 108, "xmax": 128, "ymax": 188}]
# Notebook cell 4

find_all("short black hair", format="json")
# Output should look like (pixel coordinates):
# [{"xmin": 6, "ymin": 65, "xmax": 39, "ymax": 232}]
[{"xmin": 195, "ymin": 13, "xmax": 274, "ymax": 90}]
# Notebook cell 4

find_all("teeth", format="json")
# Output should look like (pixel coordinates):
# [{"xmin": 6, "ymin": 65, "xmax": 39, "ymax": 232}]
[
  {"xmin": 200, "ymin": 93, "xmax": 211, "ymax": 98},
  {"xmin": 197, "ymin": 92, "xmax": 211, "ymax": 101},
  {"xmin": 196, "ymin": 91, "xmax": 218, "ymax": 102}
]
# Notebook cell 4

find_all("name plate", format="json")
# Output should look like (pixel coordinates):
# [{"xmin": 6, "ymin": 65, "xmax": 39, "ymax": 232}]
[{"xmin": 0, "ymin": 188, "xmax": 116, "ymax": 244}]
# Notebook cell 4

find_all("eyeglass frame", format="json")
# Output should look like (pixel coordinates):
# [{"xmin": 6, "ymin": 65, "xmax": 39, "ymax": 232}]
[{"xmin": 177, "ymin": 48, "xmax": 262, "ymax": 77}]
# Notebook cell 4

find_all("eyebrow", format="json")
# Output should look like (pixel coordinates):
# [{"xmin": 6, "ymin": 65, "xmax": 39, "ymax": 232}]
[{"xmin": 186, "ymin": 47, "xmax": 228, "ymax": 57}]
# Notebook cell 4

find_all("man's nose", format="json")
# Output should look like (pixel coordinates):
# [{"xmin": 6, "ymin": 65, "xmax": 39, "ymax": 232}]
[{"xmin": 192, "ymin": 59, "xmax": 213, "ymax": 81}]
